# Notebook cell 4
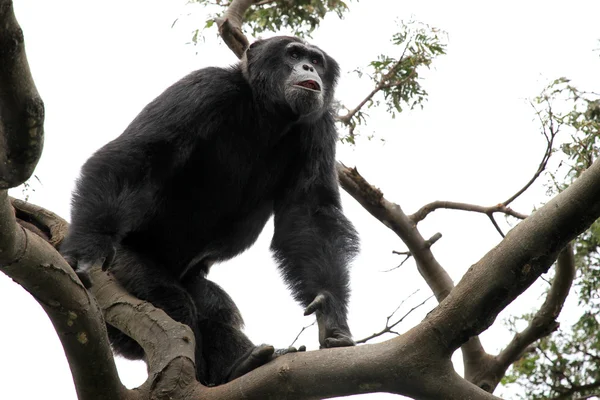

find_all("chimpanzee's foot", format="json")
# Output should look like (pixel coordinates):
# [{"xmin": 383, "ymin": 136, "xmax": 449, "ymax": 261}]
[
  {"xmin": 274, "ymin": 345, "xmax": 306, "ymax": 355},
  {"xmin": 227, "ymin": 344, "xmax": 305, "ymax": 382},
  {"xmin": 304, "ymin": 292, "xmax": 355, "ymax": 349}
]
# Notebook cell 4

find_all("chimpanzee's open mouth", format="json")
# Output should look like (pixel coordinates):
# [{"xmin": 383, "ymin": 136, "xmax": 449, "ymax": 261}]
[{"xmin": 294, "ymin": 80, "xmax": 321, "ymax": 92}]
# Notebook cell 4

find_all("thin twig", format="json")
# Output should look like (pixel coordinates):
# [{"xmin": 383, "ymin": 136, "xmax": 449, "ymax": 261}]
[
  {"xmin": 487, "ymin": 213, "xmax": 505, "ymax": 238},
  {"xmin": 410, "ymin": 201, "xmax": 528, "ymax": 224},
  {"xmin": 338, "ymin": 54, "xmax": 418, "ymax": 125},
  {"xmin": 356, "ymin": 294, "xmax": 433, "ymax": 344},
  {"xmin": 382, "ymin": 252, "xmax": 413, "ymax": 272},
  {"xmin": 384, "ymin": 233, "xmax": 441, "ymax": 272},
  {"xmin": 410, "ymin": 100, "xmax": 558, "ymax": 236},
  {"xmin": 503, "ymin": 100, "xmax": 558, "ymax": 206},
  {"xmin": 290, "ymin": 320, "xmax": 317, "ymax": 348}
]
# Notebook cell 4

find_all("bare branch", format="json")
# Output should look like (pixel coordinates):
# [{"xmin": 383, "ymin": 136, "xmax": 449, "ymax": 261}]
[
  {"xmin": 502, "ymin": 99, "xmax": 558, "ymax": 206},
  {"xmin": 10, "ymin": 196, "xmax": 68, "ymax": 247},
  {"xmin": 335, "ymin": 162, "xmax": 492, "ymax": 376},
  {"xmin": 289, "ymin": 320, "xmax": 316, "ymax": 348},
  {"xmin": 215, "ymin": 0, "xmax": 253, "ymax": 59},
  {"xmin": 487, "ymin": 213, "xmax": 505, "ymax": 238},
  {"xmin": 0, "ymin": 1, "xmax": 45, "ymax": 188},
  {"xmin": 385, "ymin": 233, "xmax": 440, "ymax": 272},
  {"xmin": 337, "ymin": 163, "xmax": 453, "ymax": 300},
  {"xmin": 384, "ymin": 250, "xmax": 412, "ymax": 272},
  {"xmin": 356, "ymin": 294, "xmax": 433, "ymax": 344},
  {"xmin": 410, "ymin": 200, "xmax": 528, "ymax": 224},
  {"xmin": 410, "ymin": 109, "xmax": 557, "ymax": 232}
]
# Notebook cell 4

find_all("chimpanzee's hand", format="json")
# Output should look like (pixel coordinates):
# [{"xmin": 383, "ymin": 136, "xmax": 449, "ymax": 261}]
[
  {"xmin": 304, "ymin": 292, "xmax": 355, "ymax": 348},
  {"xmin": 60, "ymin": 234, "xmax": 117, "ymax": 288}
]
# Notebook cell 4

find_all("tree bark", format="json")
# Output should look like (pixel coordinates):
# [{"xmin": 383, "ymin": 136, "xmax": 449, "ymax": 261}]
[{"xmin": 0, "ymin": 0, "xmax": 44, "ymax": 188}]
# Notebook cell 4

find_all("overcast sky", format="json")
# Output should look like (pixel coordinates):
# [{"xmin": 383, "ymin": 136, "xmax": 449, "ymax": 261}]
[{"xmin": 2, "ymin": 1, "xmax": 599, "ymax": 399}]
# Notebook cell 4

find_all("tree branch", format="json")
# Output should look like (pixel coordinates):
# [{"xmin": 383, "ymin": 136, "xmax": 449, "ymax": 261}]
[
  {"xmin": 385, "ymin": 233, "xmax": 441, "ymax": 272},
  {"xmin": 410, "ymin": 109, "xmax": 557, "ymax": 230},
  {"xmin": 215, "ymin": 0, "xmax": 254, "ymax": 58},
  {"xmin": 495, "ymin": 244, "xmax": 575, "ymax": 372},
  {"xmin": 337, "ymin": 163, "xmax": 455, "ymax": 301},
  {"xmin": 502, "ymin": 100, "xmax": 558, "ymax": 206},
  {"xmin": 461, "ymin": 244, "xmax": 576, "ymax": 392},
  {"xmin": 11, "ymin": 196, "xmax": 68, "ymax": 247},
  {"xmin": 0, "ymin": 192, "xmax": 126, "ymax": 400},
  {"xmin": 410, "ymin": 201, "xmax": 528, "ymax": 224},
  {"xmin": 194, "ymin": 330, "xmax": 502, "ymax": 400},
  {"xmin": 427, "ymin": 158, "xmax": 600, "ymax": 354},
  {"xmin": 0, "ymin": 1, "xmax": 44, "ymax": 188},
  {"xmin": 8, "ymin": 198, "xmax": 505, "ymax": 400},
  {"xmin": 338, "ymin": 59, "xmax": 417, "ymax": 126},
  {"xmin": 335, "ymin": 162, "xmax": 502, "ymax": 390},
  {"xmin": 355, "ymin": 293, "xmax": 433, "ymax": 344},
  {"xmin": 88, "ymin": 265, "xmax": 199, "ymax": 399}
]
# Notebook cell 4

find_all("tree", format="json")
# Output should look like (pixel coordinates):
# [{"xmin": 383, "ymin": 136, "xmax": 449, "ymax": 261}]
[
  {"xmin": 502, "ymin": 79, "xmax": 600, "ymax": 399},
  {"xmin": 1, "ymin": 0, "xmax": 599, "ymax": 399}
]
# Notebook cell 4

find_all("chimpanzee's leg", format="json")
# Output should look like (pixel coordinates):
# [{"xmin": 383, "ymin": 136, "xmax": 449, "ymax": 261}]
[
  {"xmin": 183, "ymin": 273, "xmax": 280, "ymax": 385},
  {"xmin": 106, "ymin": 247, "xmax": 206, "ymax": 379}
]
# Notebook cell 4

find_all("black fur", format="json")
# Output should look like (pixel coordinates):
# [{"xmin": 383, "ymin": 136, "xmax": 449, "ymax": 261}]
[{"xmin": 60, "ymin": 36, "xmax": 359, "ymax": 385}]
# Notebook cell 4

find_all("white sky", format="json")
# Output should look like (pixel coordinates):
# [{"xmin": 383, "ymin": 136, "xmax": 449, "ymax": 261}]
[{"xmin": 1, "ymin": 1, "xmax": 599, "ymax": 399}]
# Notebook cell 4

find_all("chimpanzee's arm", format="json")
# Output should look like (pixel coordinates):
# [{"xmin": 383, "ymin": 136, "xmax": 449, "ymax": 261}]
[
  {"xmin": 59, "ymin": 142, "xmax": 153, "ymax": 275},
  {"xmin": 271, "ymin": 123, "xmax": 359, "ymax": 348},
  {"xmin": 60, "ymin": 67, "xmax": 235, "ymax": 273}
]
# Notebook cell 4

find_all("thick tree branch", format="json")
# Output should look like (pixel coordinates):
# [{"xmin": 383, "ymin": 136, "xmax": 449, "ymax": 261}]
[
  {"xmin": 335, "ymin": 162, "xmax": 492, "ymax": 382},
  {"xmin": 0, "ymin": 192, "xmax": 126, "ymax": 400},
  {"xmin": 0, "ymin": 4, "xmax": 123, "ymax": 397},
  {"xmin": 337, "ymin": 163, "xmax": 455, "ymax": 302},
  {"xmin": 193, "ymin": 329, "xmax": 502, "ymax": 400},
  {"xmin": 3, "ymin": 196, "xmax": 201, "ymax": 399},
  {"xmin": 462, "ymin": 244, "xmax": 576, "ymax": 392},
  {"xmin": 88, "ymin": 265, "xmax": 199, "ymax": 399},
  {"xmin": 8, "ymin": 199, "xmax": 503, "ymax": 400},
  {"xmin": 0, "ymin": 1, "xmax": 44, "ymax": 188},
  {"xmin": 11, "ymin": 196, "xmax": 68, "ymax": 247},
  {"xmin": 215, "ymin": 0, "xmax": 254, "ymax": 58},
  {"xmin": 427, "ymin": 158, "xmax": 600, "ymax": 353},
  {"xmin": 494, "ymin": 244, "xmax": 575, "ymax": 371}
]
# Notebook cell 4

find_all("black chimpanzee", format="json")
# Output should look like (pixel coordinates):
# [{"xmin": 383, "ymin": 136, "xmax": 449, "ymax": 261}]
[{"xmin": 60, "ymin": 36, "xmax": 359, "ymax": 385}]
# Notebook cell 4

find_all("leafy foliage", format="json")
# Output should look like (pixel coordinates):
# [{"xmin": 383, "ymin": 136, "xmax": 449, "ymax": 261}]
[
  {"xmin": 190, "ymin": 0, "xmax": 351, "ymax": 41},
  {"xmin": 502, "ymin": 78, "xmax": 600, "ymax": 400},
  {"xmin": 339, "ymin": 20, "xmax": 447, "ymax": 143}
]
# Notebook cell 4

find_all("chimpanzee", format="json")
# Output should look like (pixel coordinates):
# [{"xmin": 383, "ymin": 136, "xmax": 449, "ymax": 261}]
[{"xmin": 60, "ymin": 36, "xmax": 359, "ymax": 385}]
